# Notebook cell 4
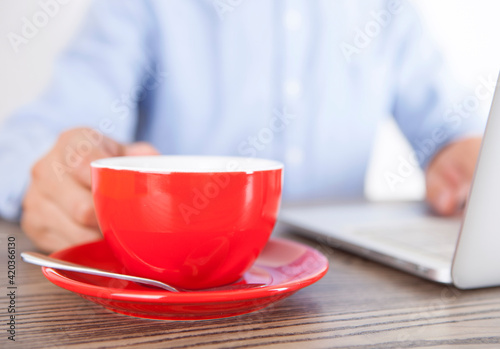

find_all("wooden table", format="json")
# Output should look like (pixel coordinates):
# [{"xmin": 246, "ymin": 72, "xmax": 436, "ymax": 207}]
[{"xmin": 1, "ymin": 219, "xmax": 500, "ymax": 349}]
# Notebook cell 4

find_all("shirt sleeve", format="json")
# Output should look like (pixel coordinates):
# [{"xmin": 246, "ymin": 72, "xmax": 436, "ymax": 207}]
[
  {"xmin": 0, "ymin": 0, "xmax": 157, "ymax": 221},
  {"xmin": 389, "ymin": 3, "xmax": 488, "ymax": 169}
]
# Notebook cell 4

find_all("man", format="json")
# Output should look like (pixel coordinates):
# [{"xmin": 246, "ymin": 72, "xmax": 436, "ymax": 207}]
[{"xmin": 0, "ymin": 0, "xmax": 485, "ymax": 252}]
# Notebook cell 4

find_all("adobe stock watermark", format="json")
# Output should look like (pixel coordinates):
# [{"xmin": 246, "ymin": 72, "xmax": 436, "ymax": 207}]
[
  {"xmin": 340, "ymin": 0, "xmax": 404, "ymax": 63},
  {"xmin": 178, "ymin": 172, "xmax": 232, "ymax": 224},
  {"xmin": 51, "ymin": 64, "xmax": 168, "ymax": 181},
  {"xmin": 51, "ymin": 128, "xmax": 107, "ymax": 182},
  {"xmin": 384, "ymin": 74, "xmax": 496, "ymax": 191},
  {"xmin": 237, "ymin": 107, "xmax": 296, "ymax": 157},
  {"xmin": 106, "ymin": 64, "xmax": 168, "ymax": 134},
  {"xmin": 212, "ymin": 0, "xmax": 245, "ymax": 21},
  {"xmin": 6, "ymin": 0, "xmax": 71, "ymax": 53},
  {"xmin": 178, "ymin": 107, "xmax": 296, "ymax": 224}
]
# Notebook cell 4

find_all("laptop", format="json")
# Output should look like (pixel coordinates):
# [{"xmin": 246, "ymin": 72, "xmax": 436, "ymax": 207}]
[{"xmin": 279, "ymin": 73, "xmax": 500, "ymax": 289}]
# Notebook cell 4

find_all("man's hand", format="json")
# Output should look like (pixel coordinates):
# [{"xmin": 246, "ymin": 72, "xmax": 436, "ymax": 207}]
[
  {"xmin": 21, "ymin": 128, "xmax": 159, "ymax": 253},
  {"xmin": 426, "ymin": 137, "xmax": 482, "ymax": 216}
]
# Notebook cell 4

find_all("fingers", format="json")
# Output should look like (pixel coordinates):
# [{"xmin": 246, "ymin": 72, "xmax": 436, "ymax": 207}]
[
  {"xmin": 55, "ymin": 133, "xmax": 158, "ymax": 187},
  {"xmin": 47, "ymin": 177, "xmax": 99, "ymax": 228},
  {"xmin": 31, "ymin": 153, "xmax": 99, "ymax": 228},
  {"xmin": 453, "ymin": 138, "xmax": 482, "ymax": 179},
  {"xmin": 22, "ymin": 127, "xmax": 159, "ymax": 252},
  {"xmin": 22, "ymin": 128, "xmax": 119, "ymax": 251},
  {"xmin": 22, "ymin": 185, "xmax": 101, "ymax": 253},
  {"xmin": 125, "ymin": 142, "xmax": 160, "ymax": 156},
  {"xmin": 55, "ymin": 130, "xmax": 126, "ymax": 188},
  {"xmin": 425, "ymin": 137, "xmax": 482, "ymax": 216},
  {"xmin": 426, "ymin": 168, "xmax": 465, "ymax": 216}
]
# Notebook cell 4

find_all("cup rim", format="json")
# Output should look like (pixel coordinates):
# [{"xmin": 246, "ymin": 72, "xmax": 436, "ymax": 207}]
[{"xmin": 91, "ymin": 155, "xmax": 284, "ymax": 174}]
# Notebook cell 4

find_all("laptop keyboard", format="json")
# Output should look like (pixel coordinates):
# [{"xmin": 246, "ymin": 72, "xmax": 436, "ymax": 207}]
[{"xmin": 350, "ymin": 218, "xmax": 461, "ymax": 261}]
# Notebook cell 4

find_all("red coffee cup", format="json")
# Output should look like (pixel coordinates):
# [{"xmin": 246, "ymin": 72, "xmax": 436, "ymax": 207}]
[{"xmin": 91, "ymin": 155, "xmax": 283, "ymax": 290}]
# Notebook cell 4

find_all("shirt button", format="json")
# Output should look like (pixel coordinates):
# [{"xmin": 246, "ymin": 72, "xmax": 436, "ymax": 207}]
[
  {"xmin": 284, "ymin": 10, "xmax": 302, "ymax": 31},
  {"xmin": 286, "ymin": 146, "xmax": 304, "ymax": 166},
  {"xmin": 284, "ymin": 79, "xmax": 301, "ymax": 97}
]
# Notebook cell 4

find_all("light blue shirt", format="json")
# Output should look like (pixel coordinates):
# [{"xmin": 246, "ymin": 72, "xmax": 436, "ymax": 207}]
[{"xmin": 0, "ymin": 0, "xmax": 485, "ymax": 221}]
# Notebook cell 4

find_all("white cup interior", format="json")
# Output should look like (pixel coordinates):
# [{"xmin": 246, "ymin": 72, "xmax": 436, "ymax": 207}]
[{"xmin": 91, "ymin": 155, "xmax": 283, "ymax": 173}]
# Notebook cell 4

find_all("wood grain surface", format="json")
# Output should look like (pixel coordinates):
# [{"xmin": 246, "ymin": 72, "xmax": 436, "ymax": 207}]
[{"xmin": 1, "ymin": 219, "xmax": 499, "ymax": 349}]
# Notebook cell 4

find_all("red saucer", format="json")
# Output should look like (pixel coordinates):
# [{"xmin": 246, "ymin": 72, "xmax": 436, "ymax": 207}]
[{"xmin": 42, "ymin": 238, "xmax": 329, "ymax": 320}]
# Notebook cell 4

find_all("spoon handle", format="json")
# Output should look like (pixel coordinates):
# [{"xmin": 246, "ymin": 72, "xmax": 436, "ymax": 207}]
[{"xmin": 20, "ymin": 252, "xmax": 180, "ymax": 292}]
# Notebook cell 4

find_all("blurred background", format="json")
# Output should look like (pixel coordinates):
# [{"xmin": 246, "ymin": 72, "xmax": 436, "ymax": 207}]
[{"xmin": 0, "ymin": 0, "xmax": 499, "ymax": 201}]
